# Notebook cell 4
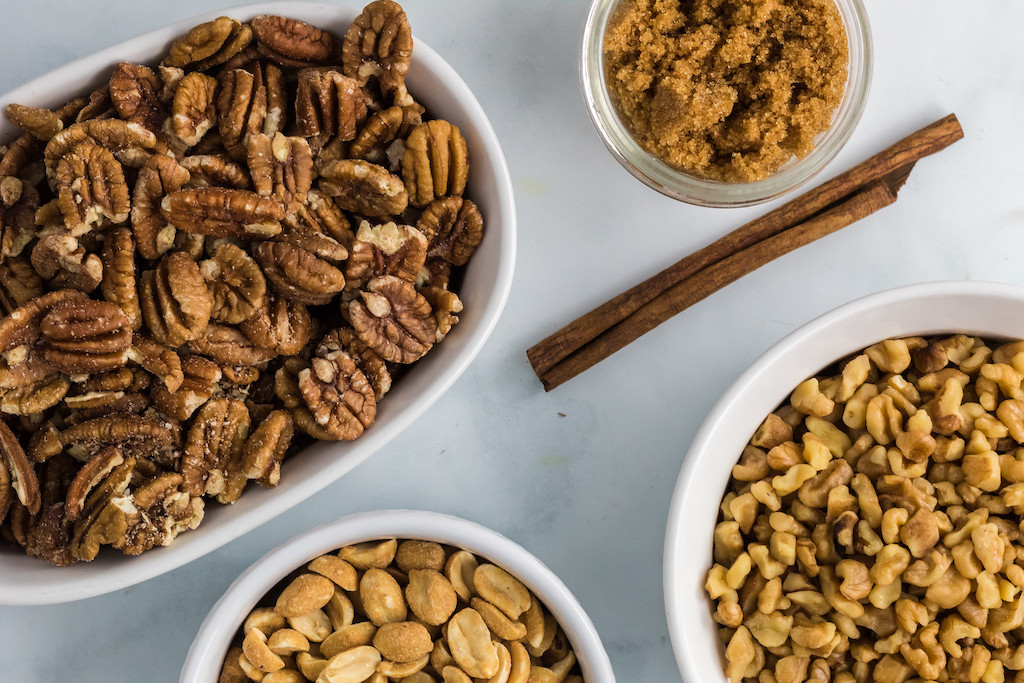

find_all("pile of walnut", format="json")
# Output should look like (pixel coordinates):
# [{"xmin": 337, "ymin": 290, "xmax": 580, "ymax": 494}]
[
  {"xmin": 707, "ymin": 335, "xmax": 1024, "ymax": 683},
  {"xmin": 220, "ymin": 539, "xmax": 583, "ymax": 683},
  {"xmin": 0, "ymin": 1, "xmax": 484, "ymax": 566}
]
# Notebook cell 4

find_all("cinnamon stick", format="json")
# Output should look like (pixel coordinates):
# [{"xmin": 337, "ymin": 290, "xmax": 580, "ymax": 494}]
[{"xmin": 528, "ymin": 113, "xmax": 964, "ymax": 391}]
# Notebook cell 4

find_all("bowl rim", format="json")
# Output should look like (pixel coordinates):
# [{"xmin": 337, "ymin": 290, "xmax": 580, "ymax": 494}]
[
  {"xmin": 662, "ymin": 279, "xmax": 1024, "ymax": 682},
  {"xmin": 0, "ymin": 0, "xmax": 517, "ymax": 605},
  {"xmin": 179, "ymin": 509, "xmax": 617, "ymax": 683},
  {"xmin": 579, "ymin": 0, "xmax": 874, "ymax": 207}
]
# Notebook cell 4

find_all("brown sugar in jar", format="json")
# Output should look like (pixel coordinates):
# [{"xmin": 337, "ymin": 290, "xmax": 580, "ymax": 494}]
[{"xmin": 603, "ymin": 0, "xmax": 849, "ymax": 183}]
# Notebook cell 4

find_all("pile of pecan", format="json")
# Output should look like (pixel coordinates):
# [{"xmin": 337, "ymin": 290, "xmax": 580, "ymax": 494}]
[{"xmin": 0, "ymin": 0, "xmax": 483, "ymax": 566}]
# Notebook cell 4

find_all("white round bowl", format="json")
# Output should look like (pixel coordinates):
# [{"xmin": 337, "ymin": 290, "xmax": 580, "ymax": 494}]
[
  {"xmin": 663, "ymin": 280, "xmax": 1024, "ymax": 682},
  {"xmin": 180, "ymin": 510, "xmax": 617, "ymax": 683},
  {"xmin": 0, "ymin": 2, "xmax": 516, "ymax": 604}
]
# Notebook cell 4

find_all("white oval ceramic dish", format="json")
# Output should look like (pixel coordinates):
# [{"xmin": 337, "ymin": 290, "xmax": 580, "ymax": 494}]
[
  {"xmin": 0, "ymin": 2, "xmax": 516, "ymax": 605},
  {"xmin": 663, "ymin": 280, "xmax": 1024, "ymax": 682},
  {"xmin": 180, "ymin": 510, "xmax": 617, "ymax": 682}
]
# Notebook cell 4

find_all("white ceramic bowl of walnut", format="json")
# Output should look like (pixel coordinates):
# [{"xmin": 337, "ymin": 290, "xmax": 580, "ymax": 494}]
[
  {"xmin": 0, "ymin": 2, "xmax": 515, "ymax": 604},
  {"xmin": 663, "ymin": 280, "xmax": 1024, "ymax": 683},
  {"xmin": 180, "ymin": 510, "xmax": 616, "ymax": 682}
]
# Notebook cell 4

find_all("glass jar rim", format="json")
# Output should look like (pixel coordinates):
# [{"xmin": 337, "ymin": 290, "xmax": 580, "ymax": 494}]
[{"xmin": 581, "ymin": 0, "xmax": 874, "ymax": 208}]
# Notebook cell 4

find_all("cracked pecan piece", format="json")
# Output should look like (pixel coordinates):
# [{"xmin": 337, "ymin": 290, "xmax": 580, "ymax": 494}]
[
  {"xmin": 304, "ymin": 188, "xmax": 354, "ymax": 247},
  {"xmin": 69, "ymin": 456, "xmax": 134, "ymax": 562},
  {"xmin": 63, "ymin": 368, "xmax": 150, "ymax": 420},
  {"xmin": 345, "ymin": 220, "xmax": 427, "ymax": 291},
  {"xmin": 11, "ymin": 454, "xmax": 76, "ymax": 566},
  {"xmin": 114, "ymin": 471, "xmax": 205, "ymax": 555},
  {"xmin": 349, "ymin": 104, "xmax": 422, "ymax": 164},
  {"xmin": 151, "ymin": 354, "xmax": 220, "ymax": 420},
  {"xmin": 54, "ymin": 142, "xmax": 131, "ymax": 235},
  {"xmin": 160, "ymin": 187, "xmax": 284, "ymax": 240},
  {"xmin": 251, "ymin": 15, "xmax": 342, "ymax": 67},
  {"xmin": 182, "ymin": 397, "xmax": 250, "ymax": 503},
  {"xmin": 100, "ymin": 228, "xmax": 142, "ymax": 330},
  {"xmin": 171, "ymin": 72, "xmax": 218, "ymax": 147},
  {"xmin": 0, "ymin": 176, "xmax": 39, "ymax": 259},
  {"xmin": 163, "ymin": 16, "xmax": 253, "ymax": 70},
  {"xmin": 295, "ymin": 68, "xmax": 368, "ymax": 140},
  {"xmin": 30, "ymin": 230, "xmax": 104, "ymax": 293},
  {"xmin": 131, "ymin": 153, "xmax": 191, "ymax": 259},
  {"xmin": 4, "ymin": 103, "xmax": 63, "ymax": 140},
  {"xmin": 128, "ymin": 335, "xmax": 184, "ymax": 392},
  {"xmin": 0, "ymin": 256, "xmax": 43, "ymax": 315},
  {"xmin": 295, "ymin": 351, "xmax": 376, "ymax": 441},
  {"xmin": 39, "ymin": 299, "xmax": 132, "ymax": 374},
  {"xmin": 0, "ymin": 133, "xmax": 37, "ymax": 179},
  {"xmin": 0, "ymin": 416, "xmax": 41, "ymax": 518},
  {"xmin": 241, "ymin": 409, "xmax": 292, "ymax": 487},
  {"xmin": 179, "ymin": 154, "xmax": 251, "ymax": 189},
  {"xmin": 277, "ymin": 213, "xmax": 349, "ymax": 264},
  {"xmin": 418, "ymin": 196, "xmax": 483, "ymax": 266},
  {"xmin": 240, "ymin": 295, "xmax": 311, "ymax": 356},
  {"xmin": 318, "ymin": 159, "xmax": 408, "ymax": 217},
  {"xmin": 342, "ymin": 0, "xmax": 413, "ymax": 95},
  {"xmin": 420, "ymin": 286, "xmax": 462, "ymax": 343},
  {"xmin": 416, "ymin": 255, "xmax": 451, "ymax": 289},
  {"xmin": 44, "ymin": 119, "xmax": 157, "ymax": 176},
  {"xmin": 318, "ymin": 327, "xmax": 391, "ymax": 401},
  {"xmin": 139, "ymin": 251, "xmax": 213, "ymax": 347},
  {"xmin": 200, "ymin": 242, "xmax": 267, "ymax": 324},
  {"xmin": 109, "ymin": 62, "xmax": 165, "ymax": 133},
  {"xmin": 246, "ymin": 132, "xmax": 313, "ymax": 211},
  {"xmin": 274, "ymin": 356, "xmax": 307, "ymax": 410},
  {"xmin": 256, "ymin": 240, "xmax": 345, "ymax": 305},
  {"xmin": 349, "ymin": 275, "xmax": 435, "ymax": 364},
  {"xmin": 216, "ymin": 63, "xmax": 286, "ymax": 158},
  {"xmin": 188, "ymin": 324, "xmax": 277, "ymax": 366},
  {"xmin": 403, "ymin": 120, "xmax": 469, "ymax": 208}
]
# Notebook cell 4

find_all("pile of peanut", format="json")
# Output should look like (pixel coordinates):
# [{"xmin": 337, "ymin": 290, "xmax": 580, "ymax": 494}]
[
  {"xmin": 707, "ymin": 335, "xmax": 1024, "ymax": 683},
  {"xmin": 0, "ymin": 1, "xmax": 484, "ymax": 565},
  {"xmin": 219, "ymin": 539, "xmax": 584, "ymax": 683}
]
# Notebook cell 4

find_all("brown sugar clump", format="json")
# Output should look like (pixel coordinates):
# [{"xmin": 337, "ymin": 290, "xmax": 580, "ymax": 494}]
[{"xmin": 603, "ymin": 0, "xmax": 848, "ymax": 182}]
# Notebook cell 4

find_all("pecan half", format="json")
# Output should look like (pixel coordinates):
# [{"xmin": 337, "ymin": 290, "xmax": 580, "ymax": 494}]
[
  {"xmin": 216, "ymin": 63, "xmax": 285, "ymax": 157},
  {"xmin": 179, "ymin": 154, "xmax": 251, "ymax": 189},
  {"xmin": 246, "ymin": 132, "xmax": 313, "ymax": 211},
  {"xmin": 296, "ymin": 351, "xmax": 376, "ymax": 441},
  {"xmin": 0, "ymin": 416, "xmax": 41, "ymax": 515},
  {"xmin": 69, "ymin": 456, "xmax": 134, "ymax": 562},
  {"xmin": 403, "ymin": 120, "xmax": 468, "ymax": 207},
  {"xmin": 63, "ymin": 368, "xmax": 150, "ymax": 420},
  {"xmin": 318, "ymin": 327, "xmax": 391, "ymax": 401},
  {"xmin": 45, "ymin": 119, "xmax": 157, "ymax": 176},
  {"xmin": 0, "ymin": 289, "xmax": 87, "ymax": 357},
  {"xmin": 171, "ymin": 72, "xmax": 218, "ymax": 147},
  {"xmin": 342, "ymin": 0, "xmax": 413, "ymax": 95},
  {"xmin": 60, "ymin": 415, "xmax": 177, "ymax": 462},
  {"xmin": 128, "ymin": 336, "xmax": 184, "ymax": 392},
  {"xmin": 256, "ymin": 240, "xmax": 345, "ymax": 305},
  {"xmin": 163, "ymin": 17, "xmax": 253, "ymax": 70},
  {"xmin": 30, "ymin": 231, "xmax": 104, "ymax": 293},
  {"xmin": 188, "ymin": 324, "xmax": 277, "ymax": 366},
  {"xmin": 101, "ymin": 228, "xmax": 142, "ymax": 330},
  {"xmin": 251, "ymin": 15, "xmax": 342, "ymax": 67},
  {"xmin": 0, "ymin": 176, "xmax": 39, "ymax": 259},
  {"xmin": 318, "ymin": 159, "xmax": 408, "ymax": 217},
  {"xmin": 418, "ymin": 196, "xmax": 483, "ymax": 266},
  {"xmin": 242, "ymin": 409, "xmax": 292, "ymax": 487},
  {"xmin": 295, "ymin": 68, "xmax": 368, "ymax": 140},
  {"xmin": 349, "ymin": 105, "xmax": 422, "ymax": 164},
  {"xmin": 114, "ymin": 472, "xmax": 204, "ymax": 555},
  {"xmin": 109, "ymin": 63, "xmax": 165, "ymax": 133},
  {"xmin": 345, "ymin": 220, "xmax": 427, "ymax": 290},
  {"xmin": 64, "ymin": 446, "xmax": 124, "ymax": 521},
  {"xmin": 131, "ymin": 153, "xmax": 191, "ymax": 259},
  {"xmin": 0, "ymin": 256, "xmax": 43, "ymax": 315},
  {"xmin": 55, "ymin": 142, "xmax": 131, "ymax": 234},
  {"xmin": 39, "ymin": 299, "xmax": 132, "ymax": 374},
  {"xmin": 420, "ymin": 286, "xmax": 462, "ymax": 343},
  {"xmin": 182, "ymin": 397, "xmax": 250, "ymax": 503},
  {"xmin": 139, "ymin": 251, "xmax": 213, "ymax": 347},
  {"xmin": 200, "ymin": 242, "xmax": 267, "ymax": 324},
  {"xmin": 151, "ymin": 355, "xmax": 221, "ymax": 420},
  {"xmin": 349, "ymin": 275, "xmax": 435, "ymax": 363},
  {"xmin": 240, "ymin": 295, "xmax": 312, "ymax": 356},
  {"xmin": 160, "ymin": 187, "xmax": 284, "ymax": 240},
  {"xmin": 4, "ymin": 103, "xmax": 63, "ymax": 141},
  {"xmin": 0, "ymin": 133, "xmax": 37, "ymax": 178}
]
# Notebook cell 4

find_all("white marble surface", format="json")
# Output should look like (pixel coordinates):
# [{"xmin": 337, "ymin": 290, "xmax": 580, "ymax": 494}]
[{"xmin": 1, "ymin": 1, "xmax": 1022, "ymax": 681}]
